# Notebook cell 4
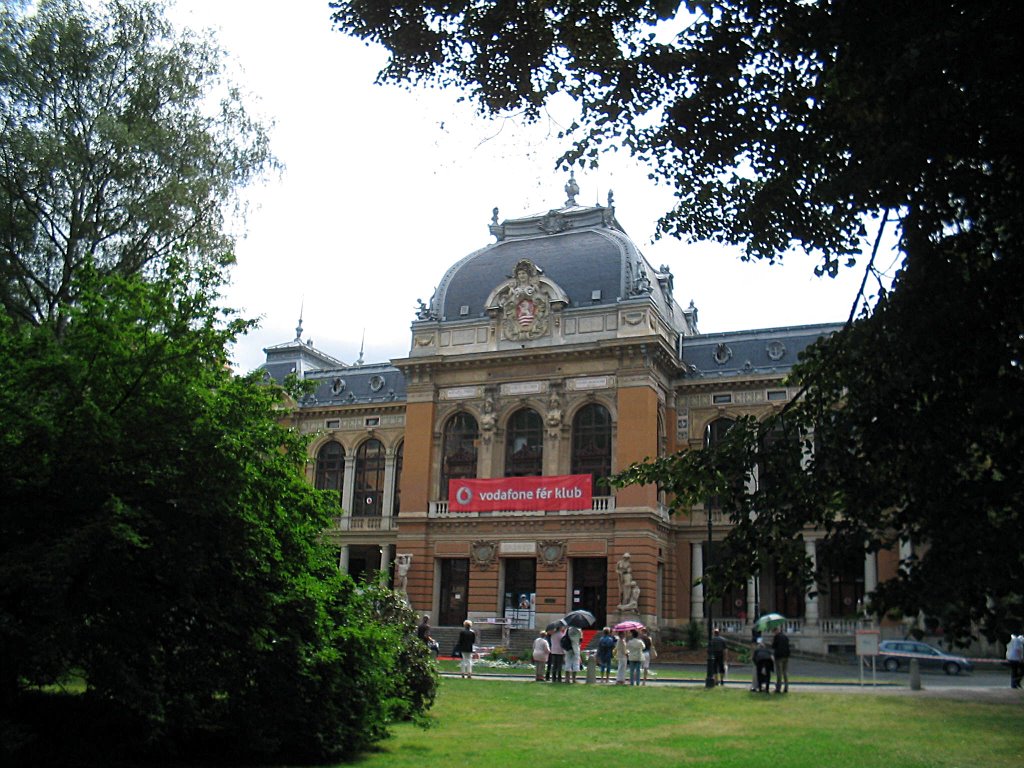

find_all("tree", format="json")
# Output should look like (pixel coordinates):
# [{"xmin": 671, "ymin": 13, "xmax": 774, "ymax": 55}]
[
  {"xmin": 0, "ymin": 0, "xmax": 275, "ymax": 331},
  {"xmin": 0, "ymin": 2, "xmax": 436, "ymax": 761},
  {"xmin": 330, "ymin": 1, "xmax": 1023, "ymax": 641}
]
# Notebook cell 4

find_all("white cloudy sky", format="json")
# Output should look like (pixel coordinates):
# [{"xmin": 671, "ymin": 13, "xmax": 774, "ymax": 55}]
[{"xmin": 168, "ymin": 1, "xmax": 893, "ymax": 373}]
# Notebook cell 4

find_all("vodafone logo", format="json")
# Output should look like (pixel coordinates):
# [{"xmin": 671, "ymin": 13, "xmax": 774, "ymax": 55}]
[{"xmin": 455, "ymin": 486, "xmax": 473, "ymax": 505}]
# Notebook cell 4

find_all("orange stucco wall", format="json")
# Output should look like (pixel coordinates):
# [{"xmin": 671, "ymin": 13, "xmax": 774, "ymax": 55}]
[
  {"xmin": 401, "ymin": 400, "xmax": 436, "ymax": 512},
  {"xmin": 615, "ymin": 386, "xmax": 659, "ymax": 508}
]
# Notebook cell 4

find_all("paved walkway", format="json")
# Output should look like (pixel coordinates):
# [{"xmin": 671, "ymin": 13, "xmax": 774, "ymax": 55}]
[{"xmin": 440, "ymin": 671, "xmax": 1024, "ymax": 704}]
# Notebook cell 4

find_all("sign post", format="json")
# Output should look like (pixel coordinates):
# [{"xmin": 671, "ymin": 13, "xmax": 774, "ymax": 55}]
[{"xmin": 856, "ymin": 630, "xmax": 880, "ymax": 686}]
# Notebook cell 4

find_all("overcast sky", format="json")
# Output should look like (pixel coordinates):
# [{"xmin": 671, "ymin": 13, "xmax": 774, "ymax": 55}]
[{"xmin": 168, "ymin": 1, "xmax": 891, "ymax": 374}]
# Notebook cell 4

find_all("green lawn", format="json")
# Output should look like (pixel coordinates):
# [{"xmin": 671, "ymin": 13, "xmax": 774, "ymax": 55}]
[{"xmin": 349, "ymin": 678, "xmax": 1023, "ymax": 768}]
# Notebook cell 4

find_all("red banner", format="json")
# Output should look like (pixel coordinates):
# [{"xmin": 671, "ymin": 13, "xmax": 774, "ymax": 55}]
[{"xmin": 449, "ymin": 475, "xmax": 592, "ymax": 512}]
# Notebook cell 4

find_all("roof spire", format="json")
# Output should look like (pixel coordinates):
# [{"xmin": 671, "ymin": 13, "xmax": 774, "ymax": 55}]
[
  {"xmin": 295, "ymin": 299, "xmax": 304, "ymax": 341},
  {"xmin": 564, "ymin": 170, "xmax": 579, "ymax": 207},
  {"xmin": 356, "ymin": 329, "xmax": 365, "ymax": 366}
]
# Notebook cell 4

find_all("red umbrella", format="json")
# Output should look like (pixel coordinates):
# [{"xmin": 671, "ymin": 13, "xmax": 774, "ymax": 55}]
[{"xmin": 613, "ymin": 620, "xmax": 644, "ymax": 632}]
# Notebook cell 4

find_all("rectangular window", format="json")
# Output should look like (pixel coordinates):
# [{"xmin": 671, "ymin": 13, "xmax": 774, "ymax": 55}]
[
  {"xmin": 712, "ymin": 393, "xmax": 732, "ymax": 405},
  {"xmin": 325, "ymin": 419, "xmax": 340, "ymax": 429},
  {"xmin": 365, "ymin": 416, "xmax": 380, "ymax": 427},
  {"xmin": 767, "ymin": 389, "xmax": 788, "ymax": 402}
]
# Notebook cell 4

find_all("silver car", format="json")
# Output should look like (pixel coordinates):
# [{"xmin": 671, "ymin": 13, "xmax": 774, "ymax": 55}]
[{"xmin": 878, "ymin": 640, "xmax": 973, "ymax": 675}]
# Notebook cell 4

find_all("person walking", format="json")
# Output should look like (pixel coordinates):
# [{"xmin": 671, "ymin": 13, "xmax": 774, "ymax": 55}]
[
  {"xmin": 640, "ymin": 627, "xmax": 657, "ymax": 685},
  {"xmin": 549, "ymin": 623, "xmax": 567, "ymax": 682},
  {"xmin": 532, "ymin": 630, "xmax": 551, "ymax": 682},
  {"xmin": 456, "ymin": 619, "xmax": 477, "ymax": 679},
  {"xmin": 626, "ymin": 629, "xmax": 646, "ymax": 686},
  {"xmin": 596, "ymin": 627, "xmax": 616, "ymax": 682},
  {"xmin": 564, "ymin": 625, "xmax": 583, "ymax": 683},
  {"xmin": 709, "ymin": 628, "xmax": 728, "ymax": 686},
  {"xmin": 772, "ymin": 626, "xmax": 791, "ymax": 693},
  {"xmin": 615, "ymin": 631, "xmax": 628, "ymax": 684}
]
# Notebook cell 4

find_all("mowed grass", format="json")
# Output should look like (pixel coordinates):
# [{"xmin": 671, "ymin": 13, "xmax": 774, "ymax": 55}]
[{"xmin": 349, "ymin": 679, "xmax": 1023, "ymax": 768}]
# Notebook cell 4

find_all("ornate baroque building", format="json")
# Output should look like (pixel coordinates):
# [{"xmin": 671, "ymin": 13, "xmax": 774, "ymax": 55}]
[{"xmin": 263, "ymin": 179, "xmax": 890, "ymax": 653}]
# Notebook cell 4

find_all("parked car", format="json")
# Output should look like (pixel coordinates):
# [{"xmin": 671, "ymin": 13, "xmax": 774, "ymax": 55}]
[{"xmin": 877, "ymin": 640, "xmax": 973, "ymax": 675}]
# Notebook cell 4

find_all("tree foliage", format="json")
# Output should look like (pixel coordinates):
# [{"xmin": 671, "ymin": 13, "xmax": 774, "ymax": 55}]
[
  {"xmin": 1, "ymin": 1, "xmax": 437, "ymax": 762},
  {"xmin": 332, "ymin": 1, "xmax": 1023, "ymax": 641},
  {"xmin": 0, "ymin": 0, "xmax": 275, "ymax": 330}
]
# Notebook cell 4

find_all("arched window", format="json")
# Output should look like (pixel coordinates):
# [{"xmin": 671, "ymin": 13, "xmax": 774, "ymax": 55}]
[
  {"xmin": 571, "ymin": 403, "xmax": 612, "ymax": 494},
  {"xmin": 505, "ymin": 408, "xmax": 543, "ymax": 477},
  {"xmin": 315, "ymin": 441, "xmax": 345, "ymax": 506},
  {"xmin": 703, "ymin": 417, "xmax": 736, "ymax": 511},
  {"xmin": 392, "ymin": 441, "xmax": 403, "ymax": 515},
  {"xmin": 353, "ymin": 439, "xmax": 385, "ymax": 517},
  {"xmin": 441, "ymin": 412, "xmax": 479, "ymax": 500}
]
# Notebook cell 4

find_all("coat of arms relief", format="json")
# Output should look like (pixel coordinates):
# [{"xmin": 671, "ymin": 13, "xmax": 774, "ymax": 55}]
[{"xmin": 486, "ymin": 259, "xmax": 569, "ymax": 342}]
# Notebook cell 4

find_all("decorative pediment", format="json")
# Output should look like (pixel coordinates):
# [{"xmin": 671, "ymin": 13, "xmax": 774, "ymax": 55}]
[{"xmin": 485, "ymin": 259, "xmax": 569, "ymax": 342}]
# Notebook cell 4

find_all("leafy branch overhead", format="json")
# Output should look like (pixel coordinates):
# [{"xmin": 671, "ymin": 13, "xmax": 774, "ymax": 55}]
[{"xmin": 333, "ymin": 1, "xmax": 1023, "ymax": 641}]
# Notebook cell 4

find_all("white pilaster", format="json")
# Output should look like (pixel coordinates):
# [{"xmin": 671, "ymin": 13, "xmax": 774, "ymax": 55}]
[{"xmin": 804, "ymin": 539, "xmax": 819, "ymax": 626}]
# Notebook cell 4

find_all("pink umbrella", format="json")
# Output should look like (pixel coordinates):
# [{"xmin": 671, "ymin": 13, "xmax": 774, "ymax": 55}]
[{"xmin": 613, "ymin": 620, "xmax": 645, "ymax": 632}]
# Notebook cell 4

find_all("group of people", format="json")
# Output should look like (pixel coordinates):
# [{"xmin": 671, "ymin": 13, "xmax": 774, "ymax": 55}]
[
  {"xmin": 707, "ymin": 625, "xmax": 790, "ymax": 693},
  {"xmin": 532, "ymin": 624, "xmax": 656, "ymax": 685},
  {"xmin": 531, "ymin": 623, "xmax": 584, "ymax": 682}
]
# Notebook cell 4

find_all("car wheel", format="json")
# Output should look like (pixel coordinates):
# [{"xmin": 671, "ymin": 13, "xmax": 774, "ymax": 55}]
[
  {"xmin": 943, "ymin": 662, "xmax": 961, "ymax": 676},
  {"xmin": 883, "ymin": 658, "xmax": 900, "ymax": 672}
]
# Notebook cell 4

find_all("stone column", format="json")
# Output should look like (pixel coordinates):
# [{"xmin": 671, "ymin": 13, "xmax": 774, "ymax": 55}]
[
  {"xmin": 342, "ymin": 460, "xmax": 357, "ymax": 513},
  {"xmin": 382, "ymin": 450, "xmax": 397, "ymax": 523},
  {"xmin": 804, "ymin": 539, "xmax": 819, "ymax": 626},
  {"xmin": 864, "ymin": 551, "xmax": 878, "ymax": 596},
  {"xmin": 380, "ymin": 543, "xmax": 393, "ymax": 582},
  {"xmin": 338, "ymin": 544, "xmax": 350, "ymax": 573},
  {"xmin": 747, "ymin": 576, "xmax": 758, "ymax": 622},
  {"xmin": 690, "ymin": 542, "xmax": 704, "ymax": 622}
]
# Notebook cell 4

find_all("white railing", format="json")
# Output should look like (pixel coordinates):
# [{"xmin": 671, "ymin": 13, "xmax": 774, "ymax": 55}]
[
  {"xmin": 428, "ymin": 496, "xmax": 617, "ymax": 517},
  {"xmin": 332, "ymin": 515, "xmax": 396, "ymax": 532}
]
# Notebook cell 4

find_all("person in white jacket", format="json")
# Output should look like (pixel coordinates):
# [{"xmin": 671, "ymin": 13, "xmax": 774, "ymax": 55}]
[{"xmin": 532, "ymin": 631, "xmax": 551, "ymax": 681}]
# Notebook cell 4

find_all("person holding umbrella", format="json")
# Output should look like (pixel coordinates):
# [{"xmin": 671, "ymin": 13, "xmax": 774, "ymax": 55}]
[
  {"xmin": 772, "ymin": 626, "xmax": 791, "ymax": 693},
  {"xmin": 564, "ymin": 625, "xmax": 583, "ymax": 683}
]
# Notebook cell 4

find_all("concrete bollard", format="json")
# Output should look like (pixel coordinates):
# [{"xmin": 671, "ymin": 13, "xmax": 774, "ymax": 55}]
[
  {"xmin": 586, "ymin": 653, "xmax": 597, "ymax": 684},
  {"xmin": 909, "ymin": 658, "xmax": 922, "ymax": 690}
]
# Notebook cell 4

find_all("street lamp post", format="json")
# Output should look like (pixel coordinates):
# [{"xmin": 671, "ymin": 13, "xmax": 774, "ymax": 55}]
[{"xmin": 704, "ymin": 506, "xmax": 716, "ymax": 688}]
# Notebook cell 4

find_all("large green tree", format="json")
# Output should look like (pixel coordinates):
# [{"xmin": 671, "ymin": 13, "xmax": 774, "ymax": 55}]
[
  {"xmin": 1, "ymin": 1, "xmax": 436, "ymax": 761},
  {"xmin": 0, "ymin": 0, "xmax": 274, "ymax": 330},
  {"xmin": 330, "ymin": 0, "xmax": 1023, "ymax": 641}
]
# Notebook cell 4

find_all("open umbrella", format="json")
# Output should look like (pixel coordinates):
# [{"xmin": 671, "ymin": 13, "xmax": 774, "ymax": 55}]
[
  {"xmin": 545, "ymin": 621, "xmax": 565, "ymax": 633},
  {"xmin": 754, "ymin": 613, "xmax": 787, "ymax": 632},
  {"xmin": 612, "ymin": 620, "xmax": 645, "ymax": 632},
  {"xmin": 562, "ymin": 609, "xmax": 596, "ymax": 629}
]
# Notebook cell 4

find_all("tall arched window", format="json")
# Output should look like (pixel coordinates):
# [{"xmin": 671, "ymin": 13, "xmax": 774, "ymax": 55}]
[
  {"xmin": 315, "ymin": 441, "xmax": 345, "ymax": 506},
  {"xmin": 392, "ymin": 441, "xmax": 403, "ymax": 515},
  {"xmin": 571, "ymin": 403, "xmax": 612, "ymax": 494},
  {"xmin": 353, "ymin": 438, "xmax": 385, "ymax": 516},
  {"xmin": 703, "ymin": 417, "xmax": 736, "ymax": 511},
  {"xmin": 505, "ymin": 408, "xmax": 543, "ymax": 477},
  {"xmin": 441, "ymin": 412, "xmax": 479, "ymax": 500}
]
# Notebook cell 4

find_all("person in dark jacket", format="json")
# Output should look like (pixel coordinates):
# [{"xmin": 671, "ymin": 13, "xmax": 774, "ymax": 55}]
[
  {"xmin": 772, "ymin": 627, "xmax": 791, "ymax": 693},
  {"xmin": 456, "ymin": 619, "xmax": 477, "ymax": 679},
  {"xmin": 752, "ymin": 640, "xmax": 774, "ymax": 693}
]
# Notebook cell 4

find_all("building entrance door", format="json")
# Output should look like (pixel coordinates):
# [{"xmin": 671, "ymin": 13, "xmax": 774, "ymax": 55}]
[
  {"xmin": 571, "ymin": 557, "xmax": 607, "ymax": 628},
  {"xmin": 503, "ymin": 557, "xmax": 537, "ymax": 628},
  {"xmin": 438, "ymin": 558, "xmax": 469, "ymax": 627}
]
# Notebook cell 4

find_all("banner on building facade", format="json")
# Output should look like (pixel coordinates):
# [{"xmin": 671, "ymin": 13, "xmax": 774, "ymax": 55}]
[{"xmin": 449, "ymin": 475, "xmax": 592, "ymax": 512}]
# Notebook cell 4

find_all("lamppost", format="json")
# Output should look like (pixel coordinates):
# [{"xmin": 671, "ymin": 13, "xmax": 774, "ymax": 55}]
[{"xmin": 704, "ymin": 504, "xmax": 716, "ymax": 688}]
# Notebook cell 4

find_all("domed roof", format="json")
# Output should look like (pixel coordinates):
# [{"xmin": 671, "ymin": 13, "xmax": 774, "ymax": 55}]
[{"xmin": 422, "ymin": 181, "xmax": 692, "ymax": 337}]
